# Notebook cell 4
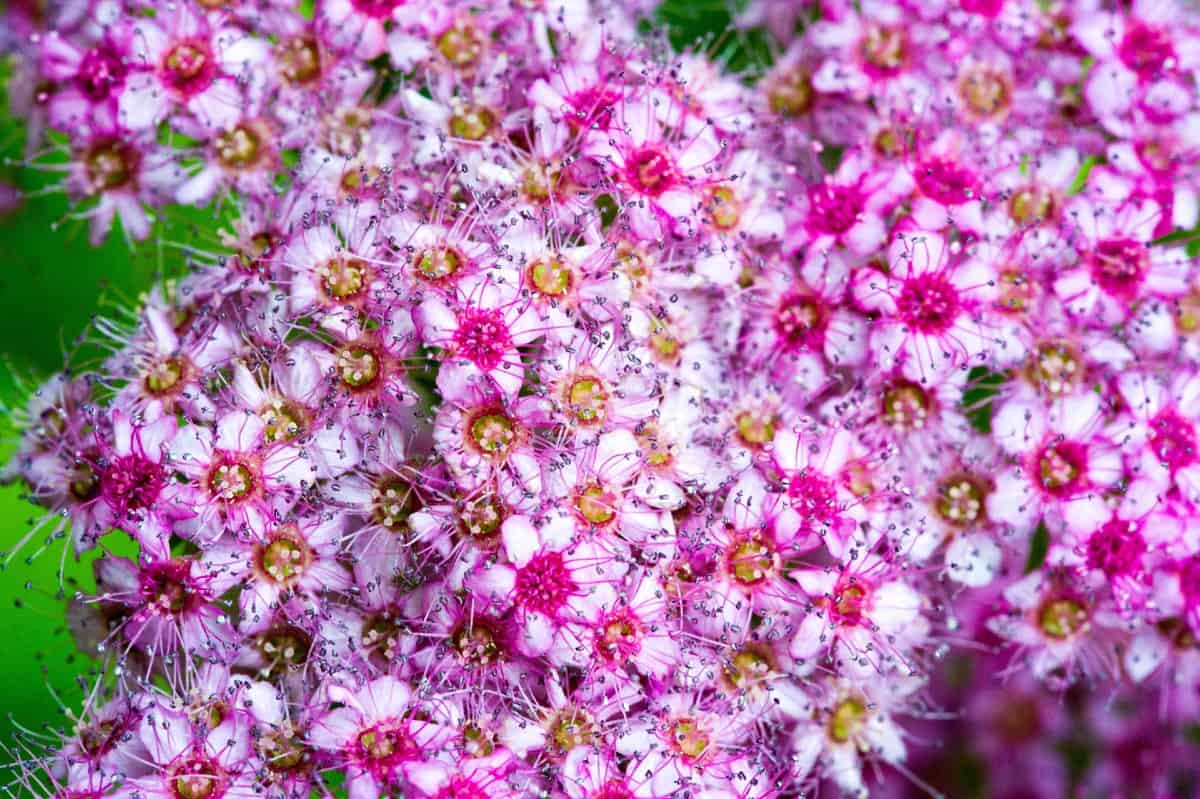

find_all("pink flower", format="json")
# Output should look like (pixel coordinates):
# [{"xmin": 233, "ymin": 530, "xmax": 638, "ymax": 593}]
[
  {"xmin": 119, "ymin": 4, "xmax": 268, "ymax": 133},
  {"xmin": 1073, "ymin": 0, "xmax": 1200, "ymax": 136},
  {"xmin": 165, "ymin": 410, "xmax": 315, "ymax": 540},
  {"xmin": 988, "ymin": 391, "xmax": 1126, "ymax": 535},
  {"xmin": 468, "ymin": 514, "xmax": 624, "ymax": 663},
  {"xmin": 203, "ymin": 504, "xmax": 352, "ymax": 629},
  {"xmin": 986, "ymin": 567, "xmax": 1123, "ymax": 685},
  {"xmin": 790, "ymin": 554, "xmax": 928, "ymax": 676},
  {"xmin": 584, "ymin": 98, "xmax": 723, "ymax": 239},
  {"xmin": 114, "ymin": 700, "xmax": 261, "ymax": 799},
  {"xmin": 417, "ymin": 277, "xmax": 545, "ymax": 400},
  {"xmin": 1054, "ymin": 196, "xmax": 1191, "ymax": 325},
  {"xmin": 433, "ymin": 375, "xmax": 549, "ymax": 507},
  {"xmin": 93, "ymin": 552, "xmax": 238, "ymax": 658},
  {"xmin": 309, "ymin": 675, "xmax": 453, "ymax": 799},
  {"xmin": 771, "ymin": 426, "xmax": 874, "ymax": 558},
  {"xmin": 96, "ymin": 407, "xmax": 177, "ymax": 532},
  {"xmin": 40, "ymin": 28, "xmax": 132, "ymax": 134},
  {"xmin": 788, "ymin": 675, "xmax": 917, "ymax": 797},
  {"xmin": 787, "ymin": 148, "xmax": 908, "ymax": 255},
  {"xmin": 64, "ymin": 124, "xmax": 177, "ymax": 245},
  {"xmin": 854, "ymin": 226, "xmax": 1000, "ymax": 377},
  {"xmin": 740, "ymin": 250, "xmax": 868, "ymax": 396}
]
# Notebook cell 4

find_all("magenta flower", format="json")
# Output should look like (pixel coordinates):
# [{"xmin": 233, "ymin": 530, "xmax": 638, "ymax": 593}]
[
  {"xmin": 309, "ymin": 676, "xmax": 453, "ymax": 798},
  {"xmin": 166, "ymin": 410, "xmax": 315, "ymax": 540},
  {"xmin": 118, "ymin": 3, "xmax": 268, "ymax": 133},
  {"xmin": 583, "ymin": 98, "xmax": 723, "ymax": 239},
  {"xmin": 417, "ymin": 277, "xmax": 544, "ymax": 400},
  {"xmin": 854, "ymin": 226, "xmax": 1000, "ymax": 377},
  {"xmin": 468, "ymin": 514, "xmax": 624, "ymax": 663}
]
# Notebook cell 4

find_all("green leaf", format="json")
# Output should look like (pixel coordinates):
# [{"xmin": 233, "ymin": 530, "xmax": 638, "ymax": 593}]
[
  {"xmin": 1025, "ymin": 523, "xmax": 1050, "ymax": 573},
  {"xmin": 1066, "ymin": 155, "xmax": 1100, "ymax": 196}
]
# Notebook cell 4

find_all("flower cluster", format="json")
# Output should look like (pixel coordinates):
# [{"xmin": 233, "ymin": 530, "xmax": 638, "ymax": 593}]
[{"xmin": 4, "ymin": 0, "xmax": 1200, "ymax": 796}]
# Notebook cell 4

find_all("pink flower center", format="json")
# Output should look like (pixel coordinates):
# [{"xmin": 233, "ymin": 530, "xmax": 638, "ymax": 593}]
[
  {"xmin": 897, "ymin": 274, "xmax": 961, "ymax": 333},
  {"xmin": 915, "ymin": 157, "xmax": 977, "ymax": 205},
  {"xmin": 171, "ymin": 754, "xmax": 222, "ymax": 799},
  {"xmin": 140, "ymin": 560, "xmax": 197, "ymax": 616},
  {"xmin": 1118, "ymin": 22, "xmax": 1174, "ymax": 78},
  {"xmin": 625, "ymin": 147, "xmax": 678, "ymax": 197},
  {"xmin": 101, "ymin": 454, "xmax": 165, "ymax": 518},
  {"xmin": 1150, "ymin": 410, "xmax": 1197, "ymax": 470},
  {"xmin": 787, "ymin": 470, "xmax": 840, "ymax": 528},
  {"xmin": 806, "ymin": 183, "xmax": 863, "ymax": 235},
  {"xmin": 1090, "ymin": 238, "xmax": 1148, "ymax": 299},
  {"xmin": 350, "ymin": 0, "xmax": 404, "ymax": 18},
  {"xmin": 1035, "ymin": 440, "xmax": 1087, "ymax": 496},
  {"xmin": 593, "ymin": 782, "xmax": 636, "ymax": 799},
  {"xmin": 565, "ymin": 85, "xmax": 623, "ymax": 128},
  {"xmin": 78, "ymin": 46, "xmax": 126, "ymax": 101},
  {"xmin": 774, "ymin": 293, "xmax": 827, "ymax": 350},
  {"xmin": 356, "ymin": 724, "xmax": 415, "ymax": 771},
  {"xmin": 514, "ymin": 551, "xmax": 577, "ymax": 615},
  {"xmin": 435, "ymin": 778, "xmax": 489, "ymax": 799},
  {"xmin": 1085, "ymin": 519, "xmax": 1146, "ymax": 577},
  {"xmin": 1179, "ymin": 557, "xmax": 1200, "ymax": 603},
  {"xmin": 832, "ymin": 581, "xmax": 870, "ymax": 625},
  {"xmin": 161, "ymin": 39, "xmax": 216, "ymax": 96},
  {"xmin": 961, "ymin": 0, "xmax": 1004, "ymax": 16},
  {"xmin": 452, "ymin": 308, "xmax": 513, "ymax": 370},
  {"xmin": 595, "ymin": 609, "xmax": 643, "ymax": 663}
]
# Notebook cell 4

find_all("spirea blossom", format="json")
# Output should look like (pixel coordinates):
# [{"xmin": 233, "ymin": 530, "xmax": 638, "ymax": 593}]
[{"xmin": 4, "ymin": 0, "xmax": 1200, "ymax": 796}]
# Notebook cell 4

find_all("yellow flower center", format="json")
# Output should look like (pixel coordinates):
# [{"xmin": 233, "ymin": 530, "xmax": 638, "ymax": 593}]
[
  {"xmin": 372, "ymin": 477, "xmax": 418, "ymax": 531},
  {"xmin": 550, "ymin": 709, "xmax": 595, "ymax": 754},
  {"xmin": 1038, "ymin": 597, "xmax": 1088, "ymax": 639},
  {"xmin": 321, "ymin": 257, "xmax": 367, "ymax": 300},
  {"xmin": 145, "ymin": 357, "xmax": 186, "ymax": 395},
  {"xmin": 449, "ymin": 105, "xmax": 495, "ymax": 140},
  {"xmin": 1008, "ymin": 186, "xmax": 1057, "ymax": 225},
  {"xmin": 727, "ymin": 537, "xmax": 775, "ymax": 586},
  {"xmin": 413, "ymin": 246, "xmax": 462, "ymax": 282},
  {"xmin": 337, "ymin": 345, "xmax": 380, "ymax": 389},
  {"xmin": 935, "ymin": 475, "xmax": 988, "ymax": 527},
  {"xmin": 469, "ymin": 413, "xmax": 516, "ymax": 455},
  {"xmin": 529, "ymin": 257, "xmax": 573, "ymax": 296},
  {"xmin": 436, "ymin": 23, "xmax": 484, "ymax": 68},
  {"xmin": 708, "ymin": 185, "xmax": 741, "ymax": 230},
  {"xmin": 261, "ymin": 400, "xmax": 304, "ymax": 443},
  {"xmin": 215, "ymin": 124, "xmax": 263, "ymax": 169},
  {"xmin": 576, "ymin": 484, "xmax": 616, "ymax": 525},
  {"xmin": 567, "ymin": 378, "xmax": 608, "ymax": 424},
  {"xmin": 828, "ymin": 698, "xmax": 867, "ymax": 743},
  {"xmin": 278, "ymin": 36, "xmax": 321, "ymax": 84},
  {"xmin": 259, "ymin": 533, "xmax": 306, "ymax": 583},
  {"xmin": 768, "ymin": 67, "xmax": 814, "ymax": 116},
  {"xmin": 735, "ymin": 409, "xmax": 776, "ymax": 448},
  {"xmin": 669, "ymin": 717, "xmax": 710, "ymax": 762}
]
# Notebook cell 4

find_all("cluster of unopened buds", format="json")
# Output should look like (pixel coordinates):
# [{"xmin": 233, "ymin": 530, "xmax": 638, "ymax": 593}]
[{"xmin": 4, "ymin": 0, "xmax": 1200, "ymax": 795}]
